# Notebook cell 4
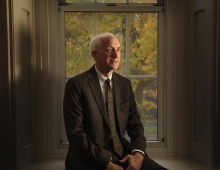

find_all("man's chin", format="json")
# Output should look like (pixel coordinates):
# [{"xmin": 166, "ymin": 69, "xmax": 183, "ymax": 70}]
[
  {"xmin": 107, "ymin": 62, "xmax": 119, "ymax": 71},
  {"xmin": 111, "ymin": 65, "xmax": 119, "ymax": 71}
]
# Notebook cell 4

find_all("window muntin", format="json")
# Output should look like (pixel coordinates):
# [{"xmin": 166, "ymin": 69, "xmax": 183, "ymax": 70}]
[{"xmin": 65, "ymin": 11, "xmax": 159, "ymax": 141}]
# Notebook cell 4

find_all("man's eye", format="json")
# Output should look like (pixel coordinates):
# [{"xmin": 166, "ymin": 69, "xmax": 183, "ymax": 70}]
[
  {"xmin": 106, "ymin": 48, "xmax": 113, "ymax": 52},
  {"xmin": 105, "ymin": 47, "xmax": 120, "ymax": 53}
]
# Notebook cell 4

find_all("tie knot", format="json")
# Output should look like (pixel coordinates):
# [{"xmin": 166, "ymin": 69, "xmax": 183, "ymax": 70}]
[
  {"xmin": 106, "ymin": 78, "xmax": 110, "ymax": 84},
  {"xmin": 106, "ymin": 78, "xmax": 111, "ymax": 90}
]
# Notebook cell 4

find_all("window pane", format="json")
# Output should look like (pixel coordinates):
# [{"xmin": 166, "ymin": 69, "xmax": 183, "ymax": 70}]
[
  {"xmin": 130, "ymin": 13, "xmax": 158, "ymax": 75},
  {"xmin": 65, "ymin": 12, "xmax": 94, "ymax": 76},
  {"xmin": 131, "ymin": 79, "xmax": 158, "ymax": 140}
]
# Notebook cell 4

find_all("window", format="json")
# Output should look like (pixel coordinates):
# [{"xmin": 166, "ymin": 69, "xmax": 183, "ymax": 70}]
[{"xmin": 58, "ymin": 0, "xmax": 167, "ymax": 153}]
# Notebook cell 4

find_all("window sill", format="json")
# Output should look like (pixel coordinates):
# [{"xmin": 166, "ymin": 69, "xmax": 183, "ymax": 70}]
[{"xmin": 22, "ymin": 155, "xmax": 213, "ymax": 170}]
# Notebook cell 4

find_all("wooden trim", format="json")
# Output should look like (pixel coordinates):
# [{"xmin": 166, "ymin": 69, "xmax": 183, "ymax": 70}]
[{"xmin": 213, "ymin": 0, "xmax": 220, "ymax": 168}]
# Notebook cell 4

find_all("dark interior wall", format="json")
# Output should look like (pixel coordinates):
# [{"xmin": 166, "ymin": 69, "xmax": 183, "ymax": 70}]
[
  {"xmin": 13, "ymin": 0, "xmax": 36, "ymax": 168},
  {"xmin": 0, "ymin": 0, "xmax": 36, "ymax": 169},
  {"xmin": 213, "ymin": 0, "xmax": 220, "ymax": 168},
  {"xmin": 1, "ymin": 0, "xmax": 219, "ymax": 169},
  {"xmin": 0, "ymin": 0, "xmax": 17, "ymax": 170},
  {"xmin": 174, "ymin": 0, "xmax": 193, "ymax": 157},
  {"xmin": 188, "ymin": 0, "xmax": 214, "ymax": 167},
  {"xmin": 34, "ymin": 0, "xmax": 50, "ymax": 160}
]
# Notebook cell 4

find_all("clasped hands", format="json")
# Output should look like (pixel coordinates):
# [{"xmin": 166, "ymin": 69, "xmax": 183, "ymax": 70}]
[{"xmin": 106, "ymin": 152, "xmax": 144, "ymax": 170}]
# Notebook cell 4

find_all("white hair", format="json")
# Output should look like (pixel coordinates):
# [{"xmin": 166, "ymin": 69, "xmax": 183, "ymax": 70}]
[{"xmin": 89, "ymin": 33, "xmax": 116, "ymax": 54}]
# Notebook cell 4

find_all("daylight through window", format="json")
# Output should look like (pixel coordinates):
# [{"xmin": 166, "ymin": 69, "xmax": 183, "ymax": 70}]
[{"xmin": 65, "ymin": 12, "xmax": 159, "ymax": 141}]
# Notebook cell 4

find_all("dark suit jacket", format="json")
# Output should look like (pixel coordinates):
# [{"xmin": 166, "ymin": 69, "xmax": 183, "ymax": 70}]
[{"xmin": 63, "ymin": 65, "xmax": 146, "ymax": 170}]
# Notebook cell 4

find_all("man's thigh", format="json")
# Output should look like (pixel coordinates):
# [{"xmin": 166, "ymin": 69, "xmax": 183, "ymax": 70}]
[
  {"xmin": 112, "ymin": 151, "xmax": 168, "ymax": 170},
  {"xmin": 140, "ymin": 156, "xmax": 168, "ymax": 170}
]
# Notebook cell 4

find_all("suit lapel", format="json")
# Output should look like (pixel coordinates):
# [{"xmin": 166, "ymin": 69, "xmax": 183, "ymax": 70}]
[{"xmin": 87, "ymin": 66, "xmax": 110, "ymax": 127}]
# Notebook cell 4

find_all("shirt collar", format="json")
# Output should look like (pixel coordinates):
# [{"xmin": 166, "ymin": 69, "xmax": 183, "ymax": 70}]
[{"xmin": 95, "ymin": 65, "xmax": 112, "ymax": 81}]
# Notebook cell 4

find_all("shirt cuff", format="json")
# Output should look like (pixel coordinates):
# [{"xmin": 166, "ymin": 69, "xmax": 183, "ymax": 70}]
[{"xmin": 131, "ymin": 149, "xmax": 145, "ymax": 157}]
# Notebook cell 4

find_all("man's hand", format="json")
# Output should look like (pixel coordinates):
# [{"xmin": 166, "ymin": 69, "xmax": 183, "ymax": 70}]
[
  {"xmin": 106, "ymin": 161, "xmax": 124, "ymax": 170},
  {"xmin": 119, "ymin": 152, "xmax": 144, "ymax": 170}
]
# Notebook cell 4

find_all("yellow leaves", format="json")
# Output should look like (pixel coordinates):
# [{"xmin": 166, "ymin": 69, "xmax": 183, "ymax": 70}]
[
  {"xmin": 142, "ymin": 98, "xmax": 157, "ymax": 110},
  {"xmin": 140, "ymin": 49, "xmax": 157, "ymax": 74},
  {"xmin": 145, "ymin": 50, "xmax": 156, "ymax": 63},
  {"xmin": 142, "ymin": 65, "xmax": 152, "ymax": 71},
  {"xmin": 131, "ymin": 79, "xmax": 140, "ymax": 91},
  {"xmin": 129, "ymin": 12, "xmax": 158, "ymax": 75}
]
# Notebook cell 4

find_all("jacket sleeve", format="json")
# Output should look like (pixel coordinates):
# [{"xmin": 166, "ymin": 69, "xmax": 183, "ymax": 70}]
[{"xmin": 123, "ymin": 79, "xmax": 147, "ymax": 154}]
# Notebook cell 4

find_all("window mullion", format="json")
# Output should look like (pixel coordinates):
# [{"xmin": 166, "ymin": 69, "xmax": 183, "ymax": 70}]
[
  {"xmin": 94, "ymin": 12, "xmax": 97, "ymax": 35},
  {"xmin": 59, "ymin": 9, "xmax": 68, "ymax": 145},
  {"xmin": 158, "ymin": 11, "xmax": 164, "ymax": 142},
  {"xmin": 126, "ymin": 13, "xmax": 130, "ymax": 77}
]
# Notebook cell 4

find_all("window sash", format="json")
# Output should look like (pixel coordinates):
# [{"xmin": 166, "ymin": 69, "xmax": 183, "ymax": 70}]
[{"xmin": 58, "ymin": 4, "xmax": 166, "ymax": 152}]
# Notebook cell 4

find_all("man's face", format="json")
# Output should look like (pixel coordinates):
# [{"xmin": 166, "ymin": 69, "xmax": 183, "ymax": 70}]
[{"xmin": 92, "ymin": 36, "xmax": 120, "ymax": 74}]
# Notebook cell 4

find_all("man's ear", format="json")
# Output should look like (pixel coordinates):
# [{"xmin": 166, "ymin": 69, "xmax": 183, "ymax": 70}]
[{"xmin": 91, "ymin": 51, "xmax": 98, "ymax": 60}]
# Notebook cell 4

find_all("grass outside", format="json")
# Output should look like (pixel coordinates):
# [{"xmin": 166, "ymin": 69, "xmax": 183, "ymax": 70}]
[{"xmin": 144, "ymin": 126, "xmax": 157, "ymax": 140}]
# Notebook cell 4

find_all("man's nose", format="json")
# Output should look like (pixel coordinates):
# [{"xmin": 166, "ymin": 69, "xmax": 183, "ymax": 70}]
[{"xmin": 112, "ymin": 50, "xmax": 119, "ymax": 57}]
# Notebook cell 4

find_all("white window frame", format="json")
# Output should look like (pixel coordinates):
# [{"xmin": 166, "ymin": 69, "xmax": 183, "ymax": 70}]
[{"xmin": 48, "ymin": 0, "xmax": 175, "ymax": 156}]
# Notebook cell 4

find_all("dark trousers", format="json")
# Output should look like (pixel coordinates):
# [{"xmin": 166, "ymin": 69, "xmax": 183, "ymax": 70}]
[
  {"xmin": 65, "ymin": 143, "xmax": 168, "ymax": 170},
  {"xmin": 111, "ymin": 149, "xmax": 168, "ymax": 170}
]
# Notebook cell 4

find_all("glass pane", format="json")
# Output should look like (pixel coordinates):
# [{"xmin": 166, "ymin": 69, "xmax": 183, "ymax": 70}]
[
  {"xmin": 131, "ymin": 79, "xmax": 158, "ymax": 140},
  {"xmin": 65, "ymin": 12, "xmax": 94, "ymax": 76},
  {"xmin": 130, "ymin": 13, "xmax": 158, "ymax": 75}
]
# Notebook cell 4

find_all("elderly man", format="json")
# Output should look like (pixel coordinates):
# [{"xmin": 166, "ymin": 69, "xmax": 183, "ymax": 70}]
[{"xmin": 63, "ymin": 33, "xmax": 168, "ymax": 170}]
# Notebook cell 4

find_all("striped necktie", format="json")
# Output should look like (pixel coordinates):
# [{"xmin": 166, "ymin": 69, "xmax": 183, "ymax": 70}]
[{"xmin": 105, "ymin": 78, "xmax": 124, "ymax": 157}]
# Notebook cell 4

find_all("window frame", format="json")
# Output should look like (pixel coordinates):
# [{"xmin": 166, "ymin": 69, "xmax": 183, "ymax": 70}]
[{"xmin": 52, "ymin": 1, "xmax": 172, "ymax": 154}]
